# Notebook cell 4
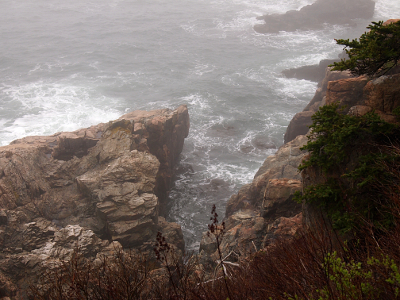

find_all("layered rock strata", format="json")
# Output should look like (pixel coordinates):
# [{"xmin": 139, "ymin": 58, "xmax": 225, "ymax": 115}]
[
  {"xmin": 0, "ymin": 105, "xmax": 189, "ymax": 298},
  {"xmin": 200, "ymin": 135, "xmax": 306, "ymax": 260}
]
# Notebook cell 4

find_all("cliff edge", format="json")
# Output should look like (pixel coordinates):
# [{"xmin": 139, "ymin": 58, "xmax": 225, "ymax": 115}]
[
  {"xmin": 0, "ymin": 105, "xmax": 189, "ymax": 298},
  {"xmin": 200, "ymin": 48, "xmax": 400, "ymax": 261}
]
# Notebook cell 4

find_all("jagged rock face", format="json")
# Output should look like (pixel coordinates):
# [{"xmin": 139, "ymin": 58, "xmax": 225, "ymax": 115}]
[
  {"xmin": 262, "ymin": 179, "xmax": 302, "ymax": 220},
  {"xmin": 263, "ymin": 213, "xmax": 302, "ymax": 248},
  {"xmin": 364, "ymin": 74, "xmax": 400, "ymax": 113},
  {"xmin": 208, "ymin": 60, "xmax": 399, "ymax": 264},
  {"xmin": 0, "ymin": 106, "xmax": 189, "ymax": 298},
  {"xmin": 226, "ymin": 135, "xmax": 307, "ymax": 218},
  {"xmin": 302, "ymin": 72, "xmax": 400, "ymax": 232},
  {"xmin": 76, "ymin": 148, "xmax": 160, "ymax": 247},
  {"xmin": 254, "ymin": 0, "xmax": 375, "ymax": 34},
  {"xmin": 325, "ymin": 73, "xmax": 400, "ymax": 120},
  {"xmin": 0, "ymin": 224, "xmax": 117, "ymax": 299},
  {"xmin": 325, "ymin": 76, "xmax": 370, "ymax": 112},
  {"xmin": 284, "ymin": 68, "xmax": 352, "ymax": 143},
  {"xmin": 283, "ymin": 111, "xmax": 314, "ymax": 144},
  {"xmin": 200, "ymin": 135, "xmax": 307, "ymax": 260},
  {"xmin": 199, "ymin": 209, "xmax": 266, "ymax": 263},
  {"xmin": 285, "ymin": 69, "xmax": 400, "ymax": 144}
]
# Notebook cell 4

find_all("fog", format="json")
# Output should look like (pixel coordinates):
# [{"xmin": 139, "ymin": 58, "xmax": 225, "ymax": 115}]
[{"xmin": 255, "ymin": 0, "xmax": 376, "ymax": 33}]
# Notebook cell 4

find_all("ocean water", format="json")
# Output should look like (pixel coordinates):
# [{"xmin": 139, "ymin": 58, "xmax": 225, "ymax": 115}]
[{"xmin": 0, "ymin": 0, "xmax": 399, "ymax": 250}]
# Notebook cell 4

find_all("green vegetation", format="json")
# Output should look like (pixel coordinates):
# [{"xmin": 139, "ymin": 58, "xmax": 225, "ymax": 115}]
[
  {"xmin": 314, "ymin": 252, "xmax": 400, "ymax": 299},
  {"xmin": 330, "ymin": 20, "xmax": 400, "ymax": 77},
  {"xmin": 295, "ymin": 103, "xmax": 400, "ymax": 233}
]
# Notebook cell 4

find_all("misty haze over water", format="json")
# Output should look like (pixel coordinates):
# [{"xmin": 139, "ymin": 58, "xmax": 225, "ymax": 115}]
[{"xmin": 1, "ymin": 0, "xmax": 399, "ymax": 250}]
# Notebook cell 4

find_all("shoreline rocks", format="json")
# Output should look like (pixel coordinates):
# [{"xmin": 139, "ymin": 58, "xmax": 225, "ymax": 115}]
[
  {"xmin": 284, "ymin": 68, "xmax": 353, "ymax": 143},
  {"xmin": 254, "ymin": 0, "xmax": 375, "ymax": 34},
  {"xmin": 201, "ymin": 49, "xmax": 400, "ymax": 265},
  {"xmin": 0, "ymin": 105, "xmax": 189, "ymax": 298}
]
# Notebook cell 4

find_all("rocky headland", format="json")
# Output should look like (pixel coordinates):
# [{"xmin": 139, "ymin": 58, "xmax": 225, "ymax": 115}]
[
  {"xmin": 0, "ymin": 105, "xmax": 189, "ymax": 298},
  {"xmin": 199, "ymin": 22, "xmax": 400, "ymax": 262},
  {"xmin": 2, "ymin": 17, "xmax": 400, "ymax": 298},
  {"xmin": 254, "ymin": 0, "xmax": 375, "ymax": 34}
]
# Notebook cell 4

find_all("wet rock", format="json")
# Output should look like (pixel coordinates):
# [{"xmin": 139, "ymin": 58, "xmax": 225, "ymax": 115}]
[
  {"xmin": 254, "ymin": 0, "xmax": 375, "ymax": 34},
  {"xmin": 204, "ymin": 135, "xmax": 307, "ymax": 263},
  {"xmin": 158, "ymin": 217, "xmax": 185, "ymax": 255},
  {"xmin": 282, "ymin": 58, "xmax": 340, "ymax": 82},
  {"xmin": 383, "ymin": 19, "xmax": 400, "ymax": 26},
  {"xmin": 200, "ymin": 209, "xmax": 266, "ymax": 261},
  {"xmin": 19, "ymin": 219, "xmax": 57, "ymax": 252},
  {"xmin": 0, "ymin": 271, "xmax": 18, "ymax": 299},
  {"xmin": 283, "ymin": 111, "xmax": 314, "ymax": 144},
  {"xmin": 284, "ymin": 68, "xmax": 352, "ymax": 143},
  {"xmin": 76, "ymin": 150, "xmax": 160, "ymax": 247},
  {"xmin": 324, "ymin": 71, "xmax": 400, "ymax": 118}
]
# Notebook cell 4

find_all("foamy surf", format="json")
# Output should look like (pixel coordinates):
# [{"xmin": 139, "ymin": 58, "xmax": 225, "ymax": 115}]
[
  {"xmin": 0, "ymin": 81, "xmax": 120, "ymax": 145},
  {"xmin": 1, "ymin": 0, "xmax": 399, "ymax": 251}
]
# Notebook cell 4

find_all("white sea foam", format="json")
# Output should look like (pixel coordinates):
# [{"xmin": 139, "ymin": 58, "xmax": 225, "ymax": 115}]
[
  {"xmin": 276, "ymin": 77, "xmax": 317, "ymax": 99},
  {"xmin": 2, "ymin": 0, "xmax": 399, "ymax": 252},
  {"xmin": 211, "ymin": 0, "xmax": 315, "ymax": 15},
  {"xmin": 374, "ymin": 0, "xmax": 400, "ymax": 20},
  {"xmin": 0, "ymin": 81, "xmax": 121, "ymax": 145},
  {"xmin": 191, "ymin": 61, "xmax": 217, "ymax": 76}
]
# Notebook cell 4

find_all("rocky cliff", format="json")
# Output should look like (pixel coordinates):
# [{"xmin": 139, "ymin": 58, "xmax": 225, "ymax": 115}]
[
  {"xmin": 200, "ymin": 50, "xmax": 400, "ymax": 262},
  {"xmin": 0, "ymin": 105, "xmax": 189, "ymax": 298}
]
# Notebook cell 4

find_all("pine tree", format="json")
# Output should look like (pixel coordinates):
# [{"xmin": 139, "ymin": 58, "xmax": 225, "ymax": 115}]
[{"xmin": 331, "ymin": 20, "xmax": 400, "ymax": 77}]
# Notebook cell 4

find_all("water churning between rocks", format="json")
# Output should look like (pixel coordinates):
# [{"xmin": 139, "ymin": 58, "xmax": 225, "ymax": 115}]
[{"xmin": 1, "ymin": 0, "xmax": 399, "ymax": 250}]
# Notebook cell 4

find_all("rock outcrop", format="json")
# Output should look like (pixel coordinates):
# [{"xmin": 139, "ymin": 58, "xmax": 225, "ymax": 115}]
[
  {"xmin": 254, "ymin": 0, "xmax": 375, "ymax": 34},
  {"xmin": 284, "ymin": 68, "xmax": 352, "ymax": 143},
  {"xmin": 302, "ymin": 70, "xmax": 400, "ymax": 232},
  {"xmin": 200, "ymin": 134, "xmax": 306, "ymax": 259},
  {"xmin": 282, "ymin": 58, "xmax": 341, "ymax": 82},
  {"xmin": 201, "ymin": 51, "xmax": 400, "ymax": 266},
  {"xmin": 0, "ymin": 106, "xmax": 189, "ymax": 297}
]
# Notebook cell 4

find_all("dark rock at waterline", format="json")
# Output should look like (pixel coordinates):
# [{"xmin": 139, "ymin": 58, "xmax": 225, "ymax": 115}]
[
  {"xmin": 252, "ymin": 135, "xmax": 277, "ymax": 150},
  {"xmin": 240, "ymin": 136, "xmax": 277, "ymax": 154},
  {"xmin": 284, "ymin": 67, "xmax": 353, "ymax": 144},
  {"xmin": 282, "ymin": 52, "xmax": 348, "ymax": 83},
  {"xmin": 282, "ymin": 59, "xmax": 339, "ymax": 83},
  {"xmin": 254, "ymin": 0, "xmax": 375, "ymax": 34}
]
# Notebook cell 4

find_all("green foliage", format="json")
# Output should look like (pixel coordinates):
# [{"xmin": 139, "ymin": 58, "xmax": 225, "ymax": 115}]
[
  {"xmin": 393, "ymin": 106, "xmax": 400, "ymax": 119},
  {"xmin": 330, "ymin": 20, "xmax": 400, "ymax": 77},
  {"xmin": 297, "ymin": 104, "xmax": 400, "ymax": 233},
  {"xmin": 314, "ymin": 252, "xmax": 400, "ymax": 299},
  {"xmin": 299, "ymin": 104, "xmax": 396, "ymax": 173}
]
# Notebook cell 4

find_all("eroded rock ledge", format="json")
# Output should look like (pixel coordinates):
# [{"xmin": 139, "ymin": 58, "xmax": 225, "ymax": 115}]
[{"xmin": 0, "ymin": 105, "xmax": 189, "ymax": 297}]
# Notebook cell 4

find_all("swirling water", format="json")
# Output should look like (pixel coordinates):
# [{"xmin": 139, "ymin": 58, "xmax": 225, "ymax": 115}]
[{"xmin": 0, "ymin": 0, "xmax": 398, "ymax": 250}]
